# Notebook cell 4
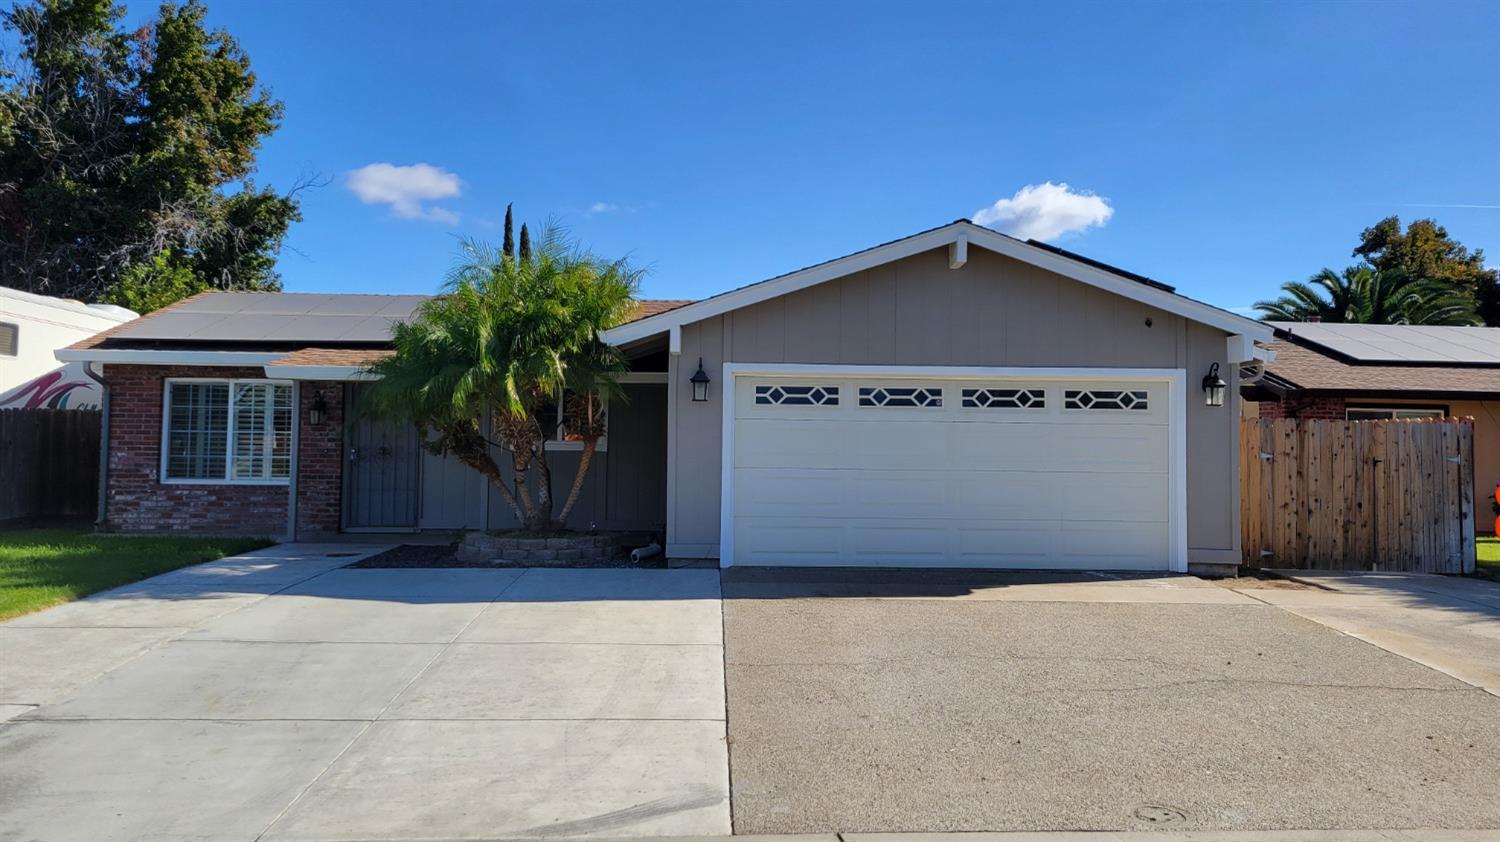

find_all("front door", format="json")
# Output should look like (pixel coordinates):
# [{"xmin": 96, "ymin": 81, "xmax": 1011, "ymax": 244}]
[{"xmin": 343, "ymin": 387, "xmax": 421, "ymax": 529}]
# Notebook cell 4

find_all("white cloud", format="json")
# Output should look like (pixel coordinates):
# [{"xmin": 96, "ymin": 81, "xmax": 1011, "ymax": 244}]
[
  {"xmin": 586, "ymin": 201, "xmax": 618, "ymax": 215},
  {"xmin": 346, "ymin": 163, "xmax": 462, "ymax": 223},
  {"xmin": 972, "ymin": 182, "xmax": 1114, "ymax": 241}
]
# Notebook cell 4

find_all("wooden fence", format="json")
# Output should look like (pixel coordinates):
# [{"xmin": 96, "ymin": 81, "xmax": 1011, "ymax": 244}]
[
  {"xmin": 0, "ymin": 408, "xmax": 101, "ymax": 523},
  {"xmin": 1240, "ymin": 417, "xmax": 1476, "ymax": 573}
]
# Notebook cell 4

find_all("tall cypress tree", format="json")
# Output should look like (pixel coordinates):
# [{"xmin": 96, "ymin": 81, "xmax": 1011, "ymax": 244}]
[
  {"xmin": 519, "ymin": 224, "xmax": 531, "ymax": 262},
  {"xmin": 502, "ymin": 204, "xmax": 515, "ymax": 259}
]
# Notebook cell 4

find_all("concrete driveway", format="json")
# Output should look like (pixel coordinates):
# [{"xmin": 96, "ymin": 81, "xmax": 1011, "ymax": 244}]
[
  {"xmin": 722, "ymin": 568, "xmax": 1500, "ymax": 835},
  {"xmin": 0, "ymin": 545, "xmax": 729, "ymax": 842}
]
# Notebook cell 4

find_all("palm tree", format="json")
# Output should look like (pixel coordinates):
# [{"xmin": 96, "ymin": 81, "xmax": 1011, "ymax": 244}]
[
  {"xmin": 359, "ymin": 227, "xmax": 639, "ymax": 532},
  {"xmin": 1254, "ymin": 265, "xmax": 1478, "ymax": 325}
]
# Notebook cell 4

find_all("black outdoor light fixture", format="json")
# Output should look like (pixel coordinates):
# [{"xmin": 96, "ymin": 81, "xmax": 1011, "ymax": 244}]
[
  {"xmin": 1202, "ymin": 362, "xmax": 1227, "ymax": 407},
  {"xmin": 308, "ymin": 390, "xmax": 329, "ymax": 426},
  {"xmin": 689, "ymin": 358, "xmax": 711, "ymax": 402}
]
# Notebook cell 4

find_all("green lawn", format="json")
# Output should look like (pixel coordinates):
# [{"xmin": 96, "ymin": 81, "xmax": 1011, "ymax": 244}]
[
  {"xmin": 0, "ymin": 527, "xmax": 273, "ymax": 621},
  {"xmin": 1479, "ymin": 536, "xmax": 1499, "ymax": 582}
]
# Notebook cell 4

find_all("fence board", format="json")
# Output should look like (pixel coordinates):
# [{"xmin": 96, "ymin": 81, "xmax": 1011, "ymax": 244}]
[
  {"xmin": 0, "ymin": 409, "xmax": 101, "ymax": 522},
  {"xmin": 1240, "ymin": 417, "xmax": 1475, "ymax": 572}
]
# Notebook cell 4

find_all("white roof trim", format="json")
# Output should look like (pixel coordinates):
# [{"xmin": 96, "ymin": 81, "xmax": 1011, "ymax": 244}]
[
  {"xmin": 55, "ymin": 348, "xmax": 285, "ymax": 366},
  {"xmin": 602, "ymin": 221, "xmax": 1274, "ymax": 346}
]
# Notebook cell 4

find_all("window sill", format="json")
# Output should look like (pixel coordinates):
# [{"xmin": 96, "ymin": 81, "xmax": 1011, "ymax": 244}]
[
  {"xmin": 160, "ymin": 478, "xmax": 291, "ymax": 487},
  {"xmin": 543, "ymin": 441, "xmax": 608, "ymax": 452}
]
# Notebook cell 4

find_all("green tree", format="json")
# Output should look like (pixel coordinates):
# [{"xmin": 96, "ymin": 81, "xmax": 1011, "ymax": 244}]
[
  {"xmin": 0, "ymin": 0, "xmax": 300, "ymax": 305},
  {"xmin": 359, "ymin": 228, "xmax": 640, "ymax": 532},
  {"xmin": 100, "ymin": 249, "xmax": 205, "ymax": 313},
  {"xmin": 518, "ymin": 222, "xmax": 530, "ymax": 262},
  {"xmin": 502, "ymin": 203, "xmax": 514, "ymax": 258},
  {"xmin": 1354, "ymin": 216, "xmax": 1499, "ymax": 326},
  {"xmin": 1254, "ymin": 265, "xmax": 1478, "ymax": 325}
]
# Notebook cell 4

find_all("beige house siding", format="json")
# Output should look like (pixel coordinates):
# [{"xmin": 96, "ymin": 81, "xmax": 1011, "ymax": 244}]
[
  {"xmin": 666, "ymin": 245, "xmax": 1242, "ymax": 564},
  {"xmin": 484, "ymin": 382, "xmax": 668, "ymax": 532}
]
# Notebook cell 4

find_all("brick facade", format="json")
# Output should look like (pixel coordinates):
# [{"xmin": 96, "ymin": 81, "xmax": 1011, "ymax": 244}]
[
  {"xmin": 1257, "ymin": 395, "xmax": 1347, "ymax": 420},
  {"xmin": 296, "ymin": 382, "xmax": 344, "ymax": 538},
  {"xmin": 101, "ymin": 365, "xmax": 347, "ymax": 537}
]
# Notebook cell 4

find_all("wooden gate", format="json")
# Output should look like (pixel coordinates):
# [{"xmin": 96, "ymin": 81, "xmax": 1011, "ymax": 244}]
[
  {"xmin": 0, "ymin": 408, "xmax": 102, "ymax": 522},
  {"xmin": 1240, "ymin": 417, "xmax": 1476, "ymax": 573}
]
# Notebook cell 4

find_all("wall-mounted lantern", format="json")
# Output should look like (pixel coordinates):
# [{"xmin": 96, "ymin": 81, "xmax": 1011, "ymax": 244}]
[
  {"xmin": 1202, "ymin": 362, "xmax": 1227, "ymax": 407},
  {"xmin": 308, "ymin": 390, "xmax": 329, "ymax": 426},
  {"xmin": 689, "ymin": 358, "xmax": 711, "ymax": 402}
]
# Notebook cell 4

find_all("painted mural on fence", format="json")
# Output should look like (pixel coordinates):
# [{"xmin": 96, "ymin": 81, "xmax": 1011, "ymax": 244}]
[{"xmin": 0, "ymin": 368, "xmax": 101, "ymax": 410}]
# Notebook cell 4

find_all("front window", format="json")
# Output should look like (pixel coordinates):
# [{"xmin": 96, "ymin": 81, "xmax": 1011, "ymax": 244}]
[
  {"xmin": 163, "ymin": 380, "xmax": 293, "ymax": 482},
  {"xmin": 534, "ymin": 390, "xmax": 608, "ymax": 450},
  {"xmin": 1346, "ymin": 407, "xmax": 1445, "ymax": 421}
]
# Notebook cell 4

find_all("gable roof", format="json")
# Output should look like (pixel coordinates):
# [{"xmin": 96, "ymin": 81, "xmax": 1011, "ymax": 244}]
[{"xmin": 600, "ymin": 220, "xmax": 1272, "ymax": 348}]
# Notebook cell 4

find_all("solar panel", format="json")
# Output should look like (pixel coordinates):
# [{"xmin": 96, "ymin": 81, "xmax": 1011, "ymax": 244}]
[
  {"xmin": 112, "ymin": 293, "xmax": 429, "ymax": 343},
  {"xmin": 1272, "ymin": 322, "xmax": 1500, "ymax": 364}
]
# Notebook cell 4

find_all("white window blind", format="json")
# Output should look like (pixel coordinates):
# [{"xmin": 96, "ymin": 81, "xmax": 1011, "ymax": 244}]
[{"xmin": 163, "ymin": 380, "xmax": 292, "ymax": 482}]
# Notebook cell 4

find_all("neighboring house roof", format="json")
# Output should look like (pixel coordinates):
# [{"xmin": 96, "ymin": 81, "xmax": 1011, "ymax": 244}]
[
  {"xmin": 1256, "ymin": 325, "xmax": 1500, "ymax": 399},
  {"xmin": 1269, "ymin": 322, "xmax": 1500, "ymax": 366},
  {"xmin": 600, "ymin": 220, "xmax": 1273, "ymax": 353}
]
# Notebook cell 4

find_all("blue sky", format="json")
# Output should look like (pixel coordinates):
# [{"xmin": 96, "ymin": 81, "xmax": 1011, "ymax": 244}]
[{"xmin": 132, "ymin": 0, "xmax": 1499, "ymax": 311}]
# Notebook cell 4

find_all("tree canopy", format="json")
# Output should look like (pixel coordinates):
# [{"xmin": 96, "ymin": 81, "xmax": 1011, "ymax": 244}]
[
  {"xmin": 1353, "ymin": 216, "xmax": 1498, "ymax": 326},
  {"xmin": 0, "ymin": 0, "xmax": 300, "ymax": 309},
  {"xmin": 1254, "ymin": 265, "xmax": 1477, "ymax": 326},
  {"xmin": 360, "ymin": 225, "xmax": 640, "ymax": 532}
]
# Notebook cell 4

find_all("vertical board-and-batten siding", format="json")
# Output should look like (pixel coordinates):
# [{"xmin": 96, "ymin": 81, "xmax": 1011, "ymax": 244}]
[
  {"xmin": 666, "ymin": 245, "xmax": 1241, "ymax": 563},
  {"xmin": 483, "ymin": 382, "xmax": 668, "ymax": 532}
]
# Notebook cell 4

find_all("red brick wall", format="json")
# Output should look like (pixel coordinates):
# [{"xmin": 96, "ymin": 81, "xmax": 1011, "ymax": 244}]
[
  {"xmin": 1258, "ymin": 395, "xmax": 1347, "ymax": 420},
  {"xmin": 296, "ymin": 382, "xmax": 344, "ymax": 538},
  {"xmin": 102, "ymin": 366, "xmax": 349, "ymax": 537}
]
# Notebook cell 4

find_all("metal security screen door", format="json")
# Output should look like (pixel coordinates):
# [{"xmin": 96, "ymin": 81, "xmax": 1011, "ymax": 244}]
[{"xmin": 343, "ymin": 385, "xmax": 422, "ymax": 529}]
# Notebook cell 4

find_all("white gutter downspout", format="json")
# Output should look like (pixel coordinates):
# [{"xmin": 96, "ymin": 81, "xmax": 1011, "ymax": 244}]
[{"xmin": 81, "ymin": 361, "xmax": 109, "ymax": 530}]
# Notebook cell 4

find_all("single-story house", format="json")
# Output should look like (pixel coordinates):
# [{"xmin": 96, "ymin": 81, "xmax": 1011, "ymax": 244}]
[
  {"xmin": 1243, "ymin": 321, "xmax": 1500, "ymax": 532},
  {"xmin": 59, "ymin": 220, "xmax": 1277, "ymax": 573}
]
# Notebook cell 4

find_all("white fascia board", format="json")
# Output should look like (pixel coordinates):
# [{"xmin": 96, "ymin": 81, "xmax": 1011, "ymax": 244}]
[
  {"xmin": 601, "ymin": 221, "xmax": 1274, "ymax": 346},
  {"xmin": 55, "ymin": 348, "xmax": 284, "ymax": 366},
  {"xmin": 262, "ymin": 365, "xmax": 381, "ymax": 381}
]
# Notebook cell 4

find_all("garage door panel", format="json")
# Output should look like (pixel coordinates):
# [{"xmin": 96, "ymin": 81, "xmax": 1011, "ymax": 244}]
[
  {"xmin": 1056, "ymin": 522, "xmax": 1170, "ymax": 570},
  {"xmin": 733, "ymin": 469, "xmax": 849, "ymax": 515},
  {"xmin": 1051, "ymin": 428, "xmax": 1169, "ymax": 472},
  {"xmin": 733, "ymin": 520, "xmax": 845, "ymax": 564},
  {"xmin": 1056, "ymin": 472, "xmax": 1169, "ymax": 522}
]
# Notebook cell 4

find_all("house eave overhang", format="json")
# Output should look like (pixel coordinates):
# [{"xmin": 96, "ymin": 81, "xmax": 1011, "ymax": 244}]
[
  {"xmin": 261, "ymin": 364, "xmax": 381, "ymax": 381},
  {"xmin": 600, "ymin": 220, "xmax": 1275, "ymax": 356}
]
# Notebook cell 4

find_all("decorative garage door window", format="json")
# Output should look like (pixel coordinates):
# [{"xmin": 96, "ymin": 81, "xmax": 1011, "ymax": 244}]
[
  {"xmin": 858, "ymin": 386, "xmax": 943, "ymax": 407},
  {"xmin": 754, "ymin": 384, "xmax": 840, "ymax": 406},
  {"xmin": 961, "ymin": 388, "xmax": 1045, "ymax": 409},
  {"xmin": 1063, "ymin": 389, "xmax": 1148, "ymax": 411}
]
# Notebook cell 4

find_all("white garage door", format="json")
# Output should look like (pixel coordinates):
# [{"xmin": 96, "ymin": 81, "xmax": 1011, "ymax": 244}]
[{"xmin": 727, "ymin": 372, "xmax": 1176, "ymax": 570}]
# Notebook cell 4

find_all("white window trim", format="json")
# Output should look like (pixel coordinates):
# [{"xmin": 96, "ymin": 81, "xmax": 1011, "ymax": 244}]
[
  {"xmin": 717, "ymin": 364, "xmax": 1188, "ymax": 574},
  {"xmin": 160, "ymin": 377, "xmax": 294, "ymax": 486}
]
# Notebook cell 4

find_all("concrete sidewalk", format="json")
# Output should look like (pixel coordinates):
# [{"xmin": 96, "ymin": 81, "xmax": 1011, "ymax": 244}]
[{"xmin": 1259, "ymin": 571, "xmax": 1500, "ymax": 696}]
